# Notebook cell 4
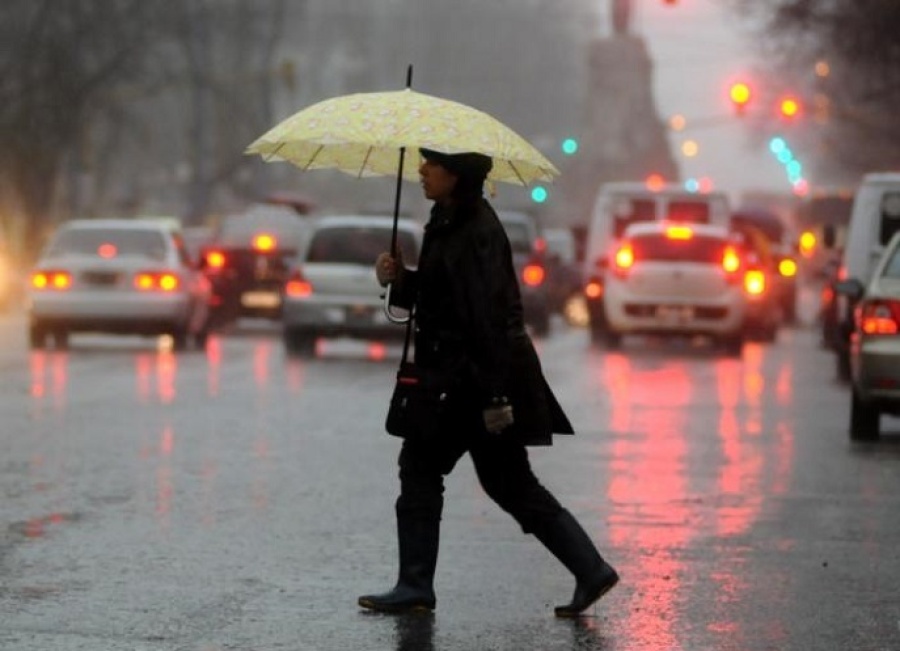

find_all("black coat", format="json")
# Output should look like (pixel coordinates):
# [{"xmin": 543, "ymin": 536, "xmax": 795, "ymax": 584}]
[{"xmin": 392, "ymin": 197, "xmax": 573, "ymax": 446}]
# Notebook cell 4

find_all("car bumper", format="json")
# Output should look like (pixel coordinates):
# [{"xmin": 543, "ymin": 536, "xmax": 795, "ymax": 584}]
[
  {"xmin": 852, "ymin": 336, "xmax": 900, "ymax": 403},
  {"xmin": 282, "ymin": 298, "xmax": 406, "ymax": 339},
  {"xmin": 604, "ymin": 292, "xmax": 745, "ymax": 336},
  {"xmin": 30, "ymin": 292, "xmax": 192, "ymax": 325}
]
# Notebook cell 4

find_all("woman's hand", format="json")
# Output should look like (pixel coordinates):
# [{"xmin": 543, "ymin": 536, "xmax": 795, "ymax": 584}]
[{"xmin": 375, "ymin": 251, "xmax": 403, "ymax": 287}]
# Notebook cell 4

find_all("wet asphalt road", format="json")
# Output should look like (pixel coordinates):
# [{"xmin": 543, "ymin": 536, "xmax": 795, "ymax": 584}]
[{"xmin": 1, "ymin": 295, "xmax": 899, "ymax": 651}]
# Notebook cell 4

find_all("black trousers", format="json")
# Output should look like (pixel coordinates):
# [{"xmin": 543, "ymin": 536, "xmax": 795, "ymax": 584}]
[{"xmin": 395, "ymin": 408, "xmax": 563, "ymax": 535}]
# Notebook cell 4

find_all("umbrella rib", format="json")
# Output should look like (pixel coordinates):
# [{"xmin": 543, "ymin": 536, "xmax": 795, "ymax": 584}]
[
  {"xmin": 264, "ymin": 142, "xmax": 286, "ymax": 163},
  {"xmin": 359, "ymin": 146, "xmax": 374, "ymax": 179},
  {"xmin": 507, "ymin": 160, "xmax": 528, "ymax": 186},
  {"xmin": 303, "ymin": 144, "xmax": 325, "ymax": 171}
]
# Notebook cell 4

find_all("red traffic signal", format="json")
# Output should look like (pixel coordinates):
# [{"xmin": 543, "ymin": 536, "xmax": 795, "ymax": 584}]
[
  {"xmin": 778, "ymin": 95, "xmax": 802, "ymax": 119},
  {"xmin": 729, "ymin": 82, "xmax": 752, "ymax": 114}
]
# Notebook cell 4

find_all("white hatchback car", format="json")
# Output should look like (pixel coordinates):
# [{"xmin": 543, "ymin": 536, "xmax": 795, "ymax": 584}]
[
  {"xmin": 28, "ymin": 219, "xmax": 212, "ymax": 350},
  {"xmin": 845, "ymin": 230, "xmax": 900, "ymax": 440},
  {"xmin": 280, "ymin": 215, "xmax": 423, "ymax": 355},
  {"xmin": 597, "ymin": 221, "xmax": 751, "ymax": 355}
]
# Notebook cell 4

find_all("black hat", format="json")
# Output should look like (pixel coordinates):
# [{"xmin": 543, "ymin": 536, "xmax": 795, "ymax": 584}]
[{"xmin": 419, "ymin": 148, "xmax": 493, "ymax": 180}]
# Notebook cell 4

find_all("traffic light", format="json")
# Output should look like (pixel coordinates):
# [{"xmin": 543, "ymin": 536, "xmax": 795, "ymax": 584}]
[
  {"xmin": 530, "ymin": 185, "xmax": 548, "ymax": 203},
  {"xmin": 778, "ymin": 95, "xmax": 802, "ymax": 120},
  {"xmin": 561, "ymin": 138, "xmax": 579, "ymax": 156},
  {"xmin": 729, "ymin": 82, "xmax": 752, "ymax": 115}
]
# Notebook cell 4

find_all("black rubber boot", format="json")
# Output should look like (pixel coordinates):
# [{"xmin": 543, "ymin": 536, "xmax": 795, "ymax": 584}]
[
  {"xmin": 533, "ymin": 509, "xmax": 619, "ymax": 618},
  {"xmin": 358, "ymin": 510, "xmax": 439, "ymax": 614}
]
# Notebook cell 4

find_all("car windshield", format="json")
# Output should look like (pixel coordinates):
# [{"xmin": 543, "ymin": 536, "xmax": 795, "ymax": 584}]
[
  {"xmin": 631, "ymin": 233, "xmax": 728, "ymax": 264},
  {"xmin": 218, "ymin": 211, "xmax": 308, "ymax": 249},
  {"xmin": 46, "ymin": 228, "xmax": 168, "ymax": 260},
  {"xmin": 306, "ymin": 226, "xmax": 418, "ymax": 265}
]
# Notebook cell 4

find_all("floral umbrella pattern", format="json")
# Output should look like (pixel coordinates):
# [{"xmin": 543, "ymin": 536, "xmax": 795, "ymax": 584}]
[{"xmin": 246, "ymin": 88, "xmax": 559, "ymax": 186}]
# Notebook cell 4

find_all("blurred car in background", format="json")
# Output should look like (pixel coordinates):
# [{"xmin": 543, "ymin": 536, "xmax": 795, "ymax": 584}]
[
  {"xmin": 200, "ymin": 204, "xmax": 312, "ymax": 327},
  {"xmin": 496, "ymin": 209, "xmax": 551, "ymax": 336},
  {"xmin": 840, "ymin": 230, "xmax": 900, "ymax": 440},
  {"xmin": 586, "ymin": 221, "xmax": 760, "ymax": 355},
  {"xmin": 27, "ymin": 218, "xmax": 212, "ymax": 350},
  {"xmin": 728, "ymin": 217, "xmax": 782, "ymax": 342},
  {"xmin": 281, "ymin": 214, "xmax": 422, "ymax": 356},
  {"xmin": 730, "ymin": 208, "xmax": 799, "ymax": 324},
  {"xmin": 542, "ymin": 226, "xmax": 585, "ymax": 325}
]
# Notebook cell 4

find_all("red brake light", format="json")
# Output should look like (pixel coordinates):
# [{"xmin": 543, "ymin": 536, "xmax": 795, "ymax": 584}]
[
  {"xmin": 285, "ymin": 271, "xmax": 312, "ymax": 297},
  {"xmin": 522, "ymin": 263, "xmax": 545, "ymax": 287},
  {"xmin": 778, "ymin": 257, "xmax": 798, "ymax": 278},
  {"xmin": 253, "ymin": 233, "xmax": 277, "ymax": 252},
  {"xmin": 534, "ymin": 237, "xmax": 547, "ymax": 254},
  {"xmin": 858, "ymin": 300, "xmax": 900, "ymax": 335},
  {"xmin": 614, "ymin": 243, "xmax": 634, "ymax": 274},
  {"xmin": 205, "ymin": 250, "xmax": 226, "ymax": 269},
  {"xmin": 98, "ymin": 243, "xmax": 117, "ymax": 258},
  {"xmin": 722, "ymin": 245, "xmax": 742, "ymax": 274},
  {"xmin": 134, "ymin": 271, "xmax": 180, "ymax": 292},
  {"xmin": 743, "ymin": 269, "xmax": 767, "ymax": 296},
  {"xmin": 32, "ymin": 270, "xmax": 71, "ymax": 290},
  {"xmin": 665, "ymin": 225, "xmax": 693, "ymax": 240},
  {"xmin": 584, "ymin": 279, "xmax": 603, "ymax": 299}
]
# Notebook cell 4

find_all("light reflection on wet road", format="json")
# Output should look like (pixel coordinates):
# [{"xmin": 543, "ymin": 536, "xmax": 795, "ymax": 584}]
[{"xmin": 2, "ymin": 309, "xmax": 900, "ymax": 650}]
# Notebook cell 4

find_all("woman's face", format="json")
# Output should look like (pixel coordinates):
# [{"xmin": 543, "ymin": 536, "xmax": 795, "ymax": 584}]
[{"xmin": 419, "ymin": 158, "xmax": 457, "ymax": 203}]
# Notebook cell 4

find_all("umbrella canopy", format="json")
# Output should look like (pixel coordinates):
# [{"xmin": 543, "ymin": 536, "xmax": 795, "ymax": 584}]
[{"xmin": 245, "ymin": 88, "xmax": 559, "ymax": 186}]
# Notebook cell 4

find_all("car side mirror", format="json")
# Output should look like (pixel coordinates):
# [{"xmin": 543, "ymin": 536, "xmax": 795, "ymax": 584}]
[
  {"xmin": 833, "ymin": 278, "xmax": 865, "ymax": 302},
  {"xmin": 822, "ymin": 225, "xmax": 836, "ymax": 249}
]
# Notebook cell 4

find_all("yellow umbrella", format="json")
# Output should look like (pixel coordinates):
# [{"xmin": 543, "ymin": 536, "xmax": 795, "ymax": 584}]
[{"xmin": 246, "ymin": 88, "xmax": 559, "ymax": 186}]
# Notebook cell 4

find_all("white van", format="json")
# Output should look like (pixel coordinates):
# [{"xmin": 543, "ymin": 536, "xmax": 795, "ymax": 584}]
[
  {"xmin": 833, "ymin": 172, "xmax": 900, "ymax": 377},
  {"xmin": 581, "ymin": 181, "xmax": 732, "ymax": 345},
  {"xmin": 581, "ymin": 182, "xmax": 731, "ymax": 281}
]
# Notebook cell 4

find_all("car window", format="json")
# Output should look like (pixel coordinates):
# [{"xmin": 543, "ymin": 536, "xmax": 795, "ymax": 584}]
[
  {"xmin": 47, "ymin": 228, "xmax": 168, "ymax": 261},
  {"xmin": 883, "ymin": 243, "xmax": 900, "ymax": 279},
  {"xmin": 879, "ymin": 192, "xmax": 900, "ymax": 246},
  {"xmin": 306, "ymin": 226, "xmax": 418, "ymax": 265},
  {"xmin": 630, "ymin": 233, "xmax": 728, "ymax": 264},
  {"xmin": 667, "ymin": 200, "xmax": 711, "ymax": 224},
  {"xmin": 501, "ymin": 222, "xmax": 534, "ymax": 254},
  {"xmin": 612, "ymin": 198, "xmax": 656, "ymax": 237}
]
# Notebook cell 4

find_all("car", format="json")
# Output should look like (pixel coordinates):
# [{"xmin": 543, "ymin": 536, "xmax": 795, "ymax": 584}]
[
  {"xmin": 199, "ymin": 204, "xmax": 312, "ymax": 326},
  {"xmin": 280, "ymin": 214, "xmax": 423, "ymax": 356},
  {"xmin": 585, "ymin": 221, "xmax": 762, "ymax": 355},
  {"xmin": 832, "ymin": 172, "xmax": 900, "ymax": 379},
  {"xmin": 27, "ymin": 218, "xmax": 212, "ymax": 350},
  {"xmin": 730, "ymin": 208, "xmax": 800, "ymax": 324},
  {"xmin": 496, "ymin": 209, "xmax": 552, "ymax": 336},
  {"xmin": 841, "ymin": 230, "xmax": 900, "ymax": 440},
  {"xmin": 727, "ymin": 221, "xmax": 781, "ymax": 342},
  {"xmin": 542, "ymin": 226, "xmax": 584, "ymax": 322}
]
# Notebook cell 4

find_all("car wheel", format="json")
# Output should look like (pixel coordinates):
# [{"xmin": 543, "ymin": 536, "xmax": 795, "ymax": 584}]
[
  {"xmin": 194, "ymin": 327, "xmax": 209, "ymax": 350},
  {"xmin": 849, "ymin": 389, "xmax": 880, "ymax": 441},
  {"xmin": 284, "ymin": 327, "xmax": 316, "ymax": 357},
  {"xmin": 836, "ymin": 348, "xmax": 851, "ymax": 382},
  {"xmin": 603, "ymin": 329, "xmax": 622, "ymax": 350},
  {"xmin": 29, "ymin": 323, "xmax": 47, "ymax": 349},
  {"xmin": 171, "ymin": 327, "xmax": 189, "ymax": 351}
]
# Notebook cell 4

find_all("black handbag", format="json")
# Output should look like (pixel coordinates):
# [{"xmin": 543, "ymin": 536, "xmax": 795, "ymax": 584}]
[{"xmin": 385, "ymin": 309, "xmax": 450, "ymax": 439}]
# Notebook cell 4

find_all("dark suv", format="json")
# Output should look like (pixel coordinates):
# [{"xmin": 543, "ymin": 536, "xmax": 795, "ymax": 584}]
[
  {"xmin": 200, "ymin": 205, "xmax": 311, "ymax": 326},
  {"xmin": 497, "ymin": 210, "xmax": 551, "ymax": 336}
]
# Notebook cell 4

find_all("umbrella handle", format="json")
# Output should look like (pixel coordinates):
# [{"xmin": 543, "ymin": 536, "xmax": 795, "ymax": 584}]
[{"xmin": 383, "ymin": 283, "xmax": 411, "ymax": 324}]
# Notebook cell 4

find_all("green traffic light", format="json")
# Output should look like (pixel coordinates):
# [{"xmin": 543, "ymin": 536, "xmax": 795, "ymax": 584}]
[
  {"xmin": 561, "ymin": 138, "xmax": 579, "ymax": 155},
  {"xmin": 531, "ymin": 186, "xmax": 548, "ymax": 203}
]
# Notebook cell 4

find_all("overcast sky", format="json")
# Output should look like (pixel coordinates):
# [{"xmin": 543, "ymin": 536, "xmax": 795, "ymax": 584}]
[{"xmin": 636, "ymin": 0, "xmax": 789, "ymax": 204}]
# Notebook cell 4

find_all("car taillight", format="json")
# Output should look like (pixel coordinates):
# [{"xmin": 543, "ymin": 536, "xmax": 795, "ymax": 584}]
[
  {"xmin": 285, "ymin": 270, "xmax": 312, "ymax": 297},
  {"xmin": 253, "ymin": 233, "xmax": 277, "ymax": 252},
  {"xmin": 98, "ymin": 243, "xmax": 117, "ymax": 259},
  {"xmin": 584, "ymin": 279, "xmax": 603, "ymax": 299},
  {"xmin": 613, "ymin": 243, "xmax": 634, "ymax": 276},
  {"xmin": 722, "ymin": 245, "xmax": 741, "ymax": 274},
  {"xmin": 743, "ymin": 269, "xmax": 767, "ymax": 296},
  {"xmin": 522, "ymin": 263, "xmax": 545, "ymax": 287},
  {"xmin": 205, "ymin": 249, "xmax": 226, "ymax": 270},
  {"xmin": 778, "ymin": 257, "xmax": 798, "ymax": 278},
  {"xmin": 665, "ymin": 225, "xmax": 693, "ymax": 240},
  {"xmin": 799, "ymin": 230, "xmax": 816, "ymax": 258},
  {"xmin": 857, "ymin": 299, "xmax": 900, "ymax": 335},
  {"xmin": 134, "ymin": 271, "xmax": 180, "ymax": 292},
  {"xmin": 32, "ymin": 270, "xmax": 71, "ymax": 290}
]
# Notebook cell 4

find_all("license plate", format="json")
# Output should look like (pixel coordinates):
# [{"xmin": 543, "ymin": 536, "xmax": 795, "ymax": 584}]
[
  {"xmin": 657, "ymin": 305, "xmax": 694, "ymax": 321},
  {"xmin": 346, "ymin": 305, "xmax": 373, "ymax": 325},
  {"xmin": 241, "ymin": 291, "xmax": 281, "ymax": 309}
]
